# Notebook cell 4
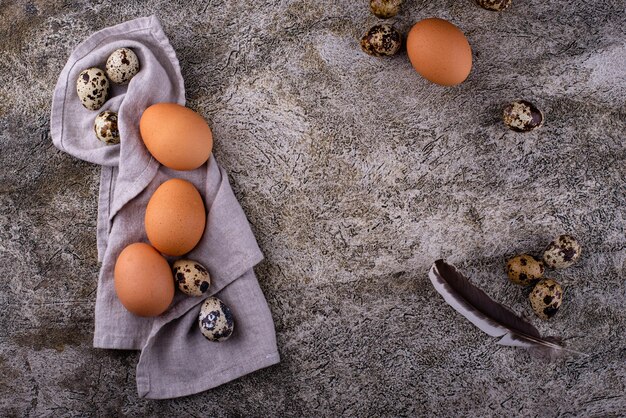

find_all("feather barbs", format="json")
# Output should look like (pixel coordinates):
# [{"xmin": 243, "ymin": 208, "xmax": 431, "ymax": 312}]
[{"xmin": 428, "ymin": 260, "xmax": 586, "ymax": 358}]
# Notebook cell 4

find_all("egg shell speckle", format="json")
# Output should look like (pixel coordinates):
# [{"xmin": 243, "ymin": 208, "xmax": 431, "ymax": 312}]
[
  {"xmin": 173, "ymin": 259, "xmax": 211, "ymax": 296},
  {"xmin": 543, "ymin": 234, "xmax": 582, "ymax": 269},
  {"xmin": 506, "ymin": 254, "xmax": 544, "ymax": 286},
  {"xmin": 94, "ymin": 110, "xmax": 119, "ymax": 145},
  {"xmin": 476, "ymin": 0, "xmax": 512, "ymax": 11},
  {"xmin": 360, "ymin": 25, "xmax": 402, "ymax": 57},
  {"xmin": 503, "ymin": 100, "xmax": 544, "ymax": 132},
  {"xmin": 106, "ymin": 48, "xmax": 139, "ymax": 85},
  {"xmin": 529, "ymin": 279, "xmax": 563, "ymax": 320},
  {"xmin": 76, "ymin": 67, "xmax": 109, "ymax": 110},
  {"xmin": 198, "ymin": 297, "xmax": 234, "ymax": 342},
  {"xmin": 369, "ymin": 0, "xmax": 402, "ymax": 19}
]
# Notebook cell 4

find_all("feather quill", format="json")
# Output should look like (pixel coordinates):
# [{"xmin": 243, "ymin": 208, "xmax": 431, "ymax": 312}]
[{"xmin": 428, "ymin": 259, "xmax": 585, "ymax": 358}]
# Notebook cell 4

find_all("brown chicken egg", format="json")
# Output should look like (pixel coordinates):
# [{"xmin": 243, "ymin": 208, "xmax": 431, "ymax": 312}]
[
  {"xmin": 145, "ymin": 178, "xmax": 206, "ymax": 256},
  {"xmin": 114, "ymin": 242, "xmax": 175, "ymax": 317},
  {"xmin": 406, "ymin": 18, "xmax": 472, "ymax": 86},
  {"xmin": 140, "ymin": 103, "xmax": 213, "ymax": 170}
]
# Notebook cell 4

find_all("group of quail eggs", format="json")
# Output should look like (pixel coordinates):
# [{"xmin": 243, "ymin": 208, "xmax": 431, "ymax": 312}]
[
  {"xmin": 76, "ymin": 50, "xmax": 234, "ymax": 343},
  {"xmin": 76, "ymin": 47, "xmax": 140, "ymax": 144},
  {"xmin": 360, "ymin": 0, "xmax": 544, "ymax": 133},
  {"xmin": 506, "ymin": 234, "xmax": 582, "ymax": 320},
  {"xmin": 173, "ymin": 259, "xmax": 235, "ymax": 342}
]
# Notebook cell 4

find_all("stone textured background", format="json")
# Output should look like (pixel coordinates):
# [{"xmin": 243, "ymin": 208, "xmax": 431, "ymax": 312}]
[{"xmin": 1, "ymin": 0, "xmax": 625, "ymax": 416}]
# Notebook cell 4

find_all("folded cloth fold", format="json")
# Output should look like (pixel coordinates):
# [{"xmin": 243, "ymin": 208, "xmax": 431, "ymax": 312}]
[{"xmin": 50, "ymin": 15, "xmax": 279, "ymax": 399}]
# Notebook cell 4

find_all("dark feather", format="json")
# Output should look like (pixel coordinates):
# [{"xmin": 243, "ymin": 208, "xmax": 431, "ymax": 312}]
[{"xmin": 429, "ymin": 260, "xmax": 585, "ymax": 358}]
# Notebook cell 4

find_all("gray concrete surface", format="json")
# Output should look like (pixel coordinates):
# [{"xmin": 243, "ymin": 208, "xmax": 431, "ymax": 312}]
[{"xmin": 1, "ymin": 0, "xmax": 625, "ymax": 416}]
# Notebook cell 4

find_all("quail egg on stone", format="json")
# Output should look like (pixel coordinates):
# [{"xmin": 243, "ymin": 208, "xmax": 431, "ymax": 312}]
[
  {"xmin": 76, "ymin": 67, "xmax": 109, "ymax": 110},
  {"xmin": 543, "ymin": 234, "xmax": 582, "ymax": 269},
  {"xmin": 106, "ymin": 48, "xmax": 140, "ymax": 85},
  {"xmin": 94, "ymin": 111, "xmax": 120, "ymax": 145},
  {"xmin": 360, "ymin": 25, "xmax": 402, "ymax": 57},
  {"xmin": 172, "ymin": 259, "xmax": 211, "ymax": 297},
  {"xmin": 476, "ymin": 0, "xmax": 512, "ymax": 11},
  {"xmin": 370, "ymin": 0, "xmax": 402, "ymax": 19},
  {"xmin": 529, "ymin": 279, "xmax": 563, "ymax": 320},
  {"xmin": 198, "ymin": 297, "xmax": 234, "ymax": 342},
  {"xmin": 506, "ymin": 254, "xmax": 544, "ymax": 286},
  {"xmin": 503, "ymin": 100, "xmax": 544, "ymax": 132}
]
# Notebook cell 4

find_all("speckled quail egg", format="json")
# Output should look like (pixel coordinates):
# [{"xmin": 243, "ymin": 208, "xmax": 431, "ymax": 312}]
[
  {"xmin": 360, "ymin": 25, "xmax": 402, "ymax": 57},
  {"xmin": 76, "ymin": 67, "xmax": 109, "ymax": 110},
  {"xmin": 529, "ymin": 279, "xmax": 563, "ymax": 320},
  {"xmin": 172, "ymin": 259, "xmax": 211, "ymax": 297},
  {"xmin": 476, "ymin": 0, "xmax": 512, "ymax": 11},
  {"xmin": 543, "ymin": 234, "xmax": 582, "ymax": 269},
  {"xmin": 106, "ymin": 48, "xmax": 139, "ymax": 85},
  {"xmin": 94, "ymin": 111, "xmax": 120, "ymax": 145},
  {"xmin": 503, "ymin": 100, "xmax": 544, "ymax": 132},
  {"xmin": 370, "ymin": 0, "xmax": 402, "ymax": 18},
  {"xmin": 506, "ymin": 254, "xmax": 544, "ymax": 286},
  {"xmin": 198, "ymin": 297, "xmax": 234, "ymax": 342}
]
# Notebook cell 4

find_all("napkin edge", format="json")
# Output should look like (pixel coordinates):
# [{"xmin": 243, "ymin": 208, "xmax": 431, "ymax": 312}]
[{"xmin": 138, "ymin": 351, "xmax": 281, "ymax": 399}]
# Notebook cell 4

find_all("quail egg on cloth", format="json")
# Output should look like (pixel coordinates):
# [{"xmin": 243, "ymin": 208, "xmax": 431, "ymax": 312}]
[
  {"xmin": 198, "ymin": 297, "xmax": 235, "ymax": 342},
  {"xmin": 76, "ymin": 67, "xmax": 109, "ymax": 110},
  {"xmin": 94, "ymin": 110, "xmax": 120, "ymax": 144},
  {"xmin": 173, "ymin": 259, "xmax": 211, "ymax": 296},
  {"xmin": 529, "ymin": 279, "xmax": 563, "ymax": 320},
  {"xmin": 506, "ymin": 254, "xmax": 544, "ymax": 286},
  {"xmin": 543, "ymin": 234, "xmax": 582, "ymax": 269},
  {"xmin": 106, "ymin": 47, "xmax": 140, "ymax": 84}
]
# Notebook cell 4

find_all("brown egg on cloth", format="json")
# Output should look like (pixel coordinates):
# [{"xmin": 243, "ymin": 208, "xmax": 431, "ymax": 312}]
[
  {"xmin": 140, "ymin": 103, "xmax": 213, "ymax": 171},
  {"xmin": 529, "ymin": 279, "xmax": 563, "ymax": 320},
  {"xmin": 76, "ymin": 67, "xmax": 109, "ymax": 110},
  {"xmin": 506, "ymin": 254, "xmax": 544, "ymax": 286},
  {"xmin": 369, "ymin": 0, "xmax": 402, "ymax": 19},
  {"xmin": 114, "ymin": 242, "xmax": 175, "ymax": 317},
  {"xmin": 145, "ymin": 178, "xmax": 206, "ymax": 256},
  {"xmin": 199, "ymin": 297, "xmax": 235, "ymax": 342},
  {"xmin": 94, "ymin": 110, "xmax": 119, "ymax": 145},
  {"xmin": 172, "ymin": 259, "xmax": 211, "ymax": 296},
  {"xmin": 406, "ymin": 18, "xmax": 472, "ymax": 86},
  {"xmin": 503, "ymin": 100, "xmax": 544, "ymax": 132},
  {"xmin": 476, "ymin": 0, "xmax": 512, "ymax": 11}
]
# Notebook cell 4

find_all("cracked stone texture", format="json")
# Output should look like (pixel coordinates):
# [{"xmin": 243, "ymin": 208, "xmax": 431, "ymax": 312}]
[{"xmin": 1, "ymin": 0, "xmax": 625, "ymax": 416}]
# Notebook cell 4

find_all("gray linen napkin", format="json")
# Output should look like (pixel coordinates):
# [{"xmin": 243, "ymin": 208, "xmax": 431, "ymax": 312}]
[{"xmin": 50, "ymin": 15, "xmax": 279, "ymax": 399}]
